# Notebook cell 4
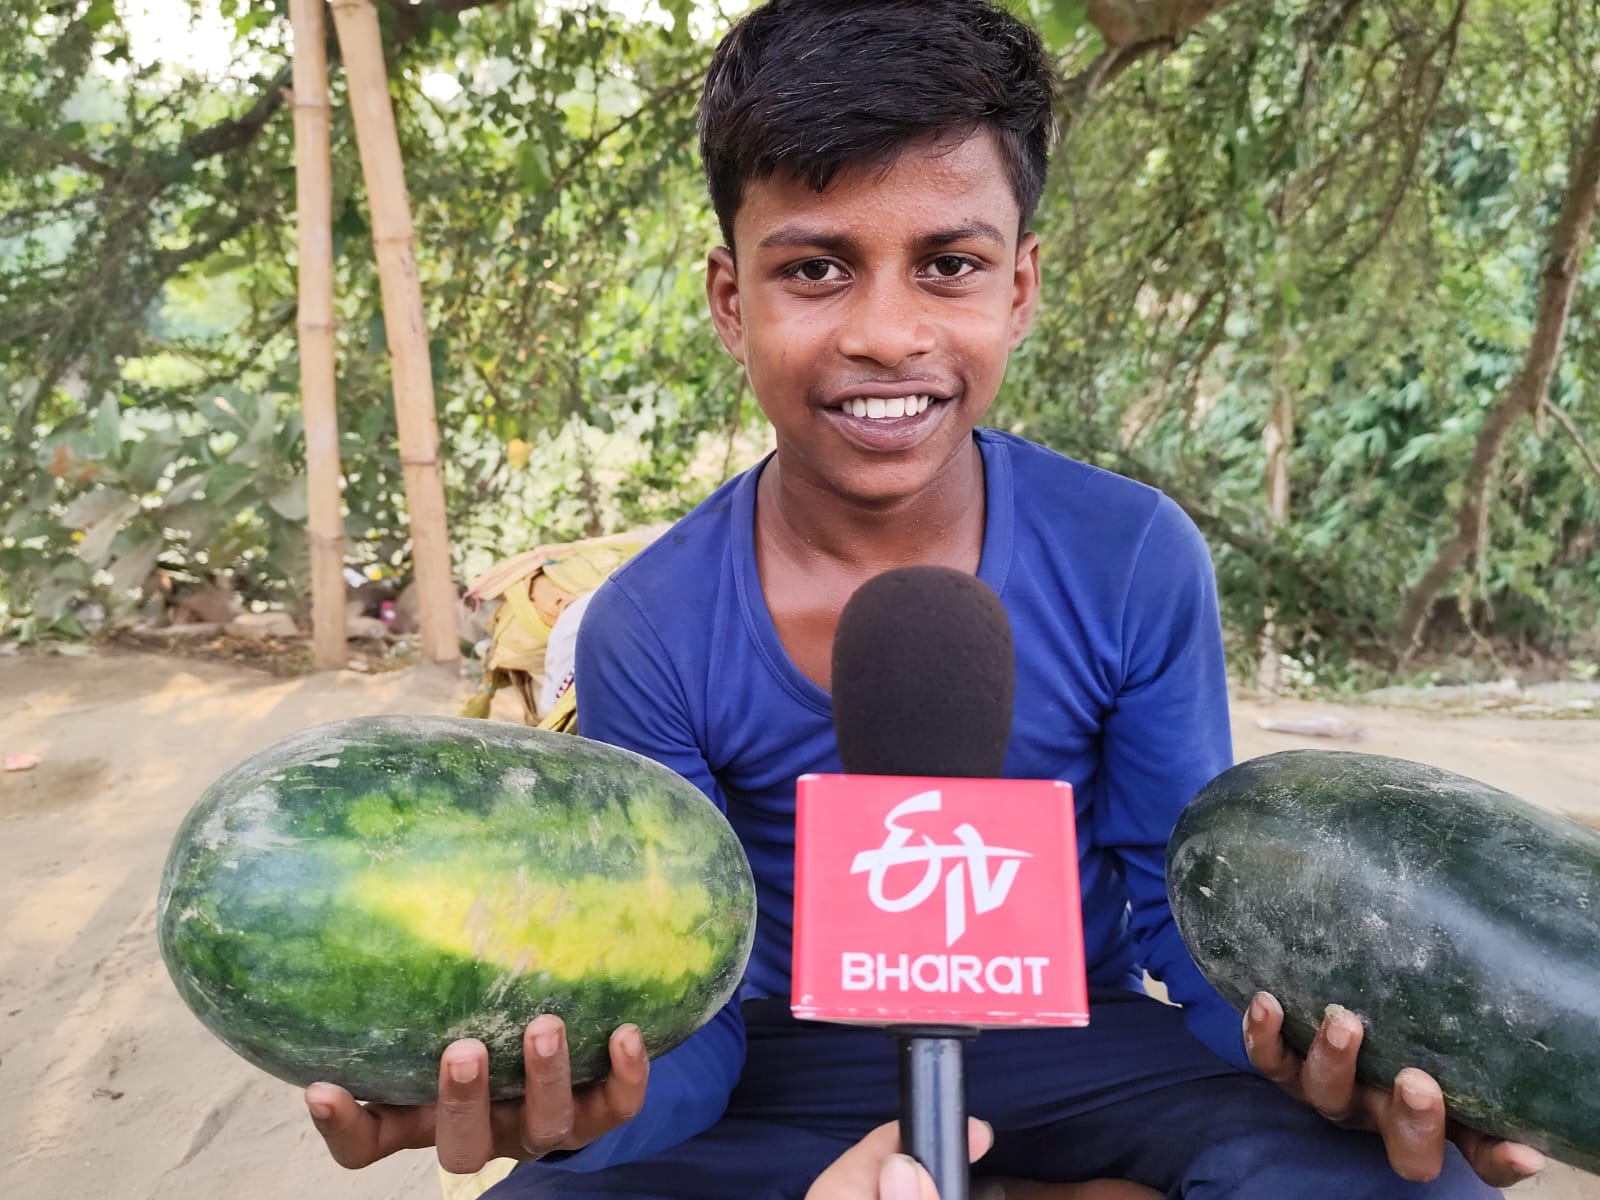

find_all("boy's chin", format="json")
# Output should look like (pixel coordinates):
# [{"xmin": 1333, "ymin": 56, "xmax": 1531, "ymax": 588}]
[{"xmin": 815, "ymin": 454, "xmax": 977, "ymax": 510}]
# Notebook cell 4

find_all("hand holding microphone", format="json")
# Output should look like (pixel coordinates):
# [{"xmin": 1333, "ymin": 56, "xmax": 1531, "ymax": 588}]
[{"xmin": 805, "ymin": 1119, "xmax": 995, "ymax": 1200}]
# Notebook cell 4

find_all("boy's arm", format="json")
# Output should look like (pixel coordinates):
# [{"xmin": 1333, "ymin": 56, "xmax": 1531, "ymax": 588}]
[
  {"xmin": 1095, "ymin": 496, "xmax": 1250, "ymax": 1072},
  {"xmin": 542, "ymin": 578, "xmax": 749, "ymax": 1171}
]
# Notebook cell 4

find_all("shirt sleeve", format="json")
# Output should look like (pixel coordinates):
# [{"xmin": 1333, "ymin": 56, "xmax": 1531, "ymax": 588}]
[
  {"xmin": 536, "ymin": 577, "xmax": 748, "ymax": 1171},
  {"xmin": 1095, "ymin": 495, "xmax": 1252, "ymax": 1072}
]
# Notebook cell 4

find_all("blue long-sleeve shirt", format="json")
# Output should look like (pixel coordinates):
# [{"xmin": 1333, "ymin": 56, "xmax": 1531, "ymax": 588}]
[{"xmin": 534, "ymin": 428, "xmax": 1244, "ymax": 1173}]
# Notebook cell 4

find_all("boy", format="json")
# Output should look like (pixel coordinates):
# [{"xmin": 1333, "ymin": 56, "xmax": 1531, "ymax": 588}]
[{"xmin": 307, "ymin": 3, "xmax": 1542, "ymax": 1195}]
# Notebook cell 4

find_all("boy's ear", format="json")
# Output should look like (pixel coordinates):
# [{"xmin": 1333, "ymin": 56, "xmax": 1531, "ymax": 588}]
[
  {"xmin": 706, "ymin": 247, "xmax": 748, "ymax": 365},
  {"xmin": 1009, "ymin": 232, "xmax": 1042, "ymax": 350}
]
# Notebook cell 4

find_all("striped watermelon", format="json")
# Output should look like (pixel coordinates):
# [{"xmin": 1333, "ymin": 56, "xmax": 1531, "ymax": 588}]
[{"xmin": 157, "ymin": 715, "xmax": 755, "ymax": 1104}]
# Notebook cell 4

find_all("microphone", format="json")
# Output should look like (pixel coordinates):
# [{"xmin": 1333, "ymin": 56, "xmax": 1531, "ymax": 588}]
[
  {"xmin": 830, "ymin": 566, "xmax": 1014, "ymax": 781},
  {"xmin": 793, "ymin": 567, "xmax": 1089, "ymax": 1200}
]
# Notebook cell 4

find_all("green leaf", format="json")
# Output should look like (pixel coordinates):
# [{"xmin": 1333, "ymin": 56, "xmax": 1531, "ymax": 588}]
[
  {"xmin": 93, "ymin": 395, "xmax": 122, "ymax": 456},
  {"xmin": 1041, "ymin": 0, "xmax": 1089, "ymax": 49},
  {"xmin": 76, "ymin": 501, "xmax": 138, "ymax": 568},
  {"xmin": 124, "ymin": 429, "xmax": 183, "ymax": 493},
  {"xmin": 33, "ymin": 580, "xmax": 80, "ymax": 624},
  {"xmin": 205, "ymin": 390, "xmax": 253, "ymax": 435},
  {"xmin": 61, "ymin": 487, "xmax": 129, "ymax": 530},
  {"xmin": 267, "ymin": 475, "xmax": 309, "ymax": 521},
  {"xmin": 108, "ymin": 533, "xmax": 165, "ymax": 592},
  {"xmin": 662, "ymin": 0, "xmax": 692, "ymax": 45},
  {"xmin": 85, "ymin": 0, "xmax": 117, "ymax": 32},
  {"xmin": 163, "ymin": 501, "xmax": 224, "ymax": 547},
  {"xmin": 160, "ymin": 473, "xmax": 209, "ymax": 509},
  {"xmin": 199, "ymin": 462, "xmax": 256, "ymax": 507},
  {"xmin": 235, "ymin": 8, "xmax": 273, "ymax": 36},
  {"xmin": 518, "ymin": 140, "xmax": 553, "ymax": 193},
  {"xmin": 1280, "ymin": 278, "xmax": 1303, "ymax": 319},
  {"xmin": 358, "ymin": 403, "xmax": 390, "ymax": 444}
]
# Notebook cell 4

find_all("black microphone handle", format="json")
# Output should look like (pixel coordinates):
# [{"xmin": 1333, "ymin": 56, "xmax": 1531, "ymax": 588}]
[{"xmin": 894, "ymin": 1026, "xmax": 977, "ymax": 1200}]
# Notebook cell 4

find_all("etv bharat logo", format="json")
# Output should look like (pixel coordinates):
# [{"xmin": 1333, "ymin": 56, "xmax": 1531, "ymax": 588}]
[{"xmin": 849, "ymin": 790, "xmax": 1031, "ymax": 946}]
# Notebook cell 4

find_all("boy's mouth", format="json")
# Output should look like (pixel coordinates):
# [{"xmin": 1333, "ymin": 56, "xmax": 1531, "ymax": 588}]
[
  {"xmin": 835, "ymin": 394, "xmax": 934, "ymax": 421},
  {"xmin": 822, "ymin": 389, "xmax": 955, "ymax": 452}
]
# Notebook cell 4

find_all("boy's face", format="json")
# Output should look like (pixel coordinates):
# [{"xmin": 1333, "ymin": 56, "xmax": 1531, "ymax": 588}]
[{"xmin": 706, "ymin": 129, "xmax": 1040, "ymax": 509}]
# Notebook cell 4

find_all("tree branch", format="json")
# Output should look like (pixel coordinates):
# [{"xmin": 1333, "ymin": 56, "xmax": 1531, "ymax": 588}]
[
  {"xmin": 1059, "ymin": 0, "xmax": 1245, "ymax": 138},
  {"xmin": 183, "ymin": 63, "xmax": 295, "ymax": 161},
  {"xmin": 1323, "ymin": 0, "xmax": 1466, "ymax": 282},
  {"xmin": 0, "ymin": 123, "xmax": 113, "ymax": 176},
  {"xmin": 1544, "ymin": 398, "xmax": 1600, "ymax": 490}
]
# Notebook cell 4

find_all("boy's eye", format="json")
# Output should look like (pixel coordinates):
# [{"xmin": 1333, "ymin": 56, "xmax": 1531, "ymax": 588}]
[
  {"xmin": 929, "ymin": 255, "xmax": 976, "ymax": 279},
  {"xmin": 791, "ymin": 259, "xmax": 843, "ymax": 283}
]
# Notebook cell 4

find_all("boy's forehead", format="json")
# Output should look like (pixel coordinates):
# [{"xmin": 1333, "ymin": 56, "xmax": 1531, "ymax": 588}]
[{"xmin": 733, "ymin": 130, "xmax": 1021, "ymax": 249}]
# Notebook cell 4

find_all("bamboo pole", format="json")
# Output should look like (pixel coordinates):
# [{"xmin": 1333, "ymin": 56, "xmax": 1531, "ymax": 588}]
[
  {"xmin": 290, "ymin": 0, "xmax": 348, "ymax": 671},
  {"xmin": 330, "ymin": 0, "xmax": 460, "ymax": 664},
  {"xmin": 1256, "ymin": 384, "xmax": 1293, "ymax": 699}
]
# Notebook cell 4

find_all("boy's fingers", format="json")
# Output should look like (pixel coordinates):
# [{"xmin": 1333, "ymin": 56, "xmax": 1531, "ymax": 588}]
[
  {"xmin": 306, "ymin": 1083, "xmax": 435, "ymax": 1168},
  {"xmin": 1242, "ymin": 992, "xmax": 1300, "ymax": 1091},
  {"xmin": 1454, "ymin": 1131, "xmax": 1545, "ymax": 1189},
  {"xmin": 521, "ymin": 1016, "xmax": 577, "ymax": 1154},
  {"xmin": 306, "ymin": 1083, "xmax": 381, "ymax": 1169},
  {"xmin": 571, "ymin": 1024, "xmax": 650, "ymax": 1139},
  {"xmin": 435, "ymin": 1039, "xmax": 495, "ymax": 1174},
  {"xmin": 1379, "ymin": 1069, "xmax": 1447, "ymax": 1183},
  {"xmin": 1300, "ymin": 1007, "xmax": 1362, "ymax": 1124}
]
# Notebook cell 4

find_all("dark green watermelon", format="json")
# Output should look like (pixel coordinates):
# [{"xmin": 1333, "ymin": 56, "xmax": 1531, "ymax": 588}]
[
  {"xmin": 1168, "ymin": 749, "xmax": 1600, "ymax": 1172},
  {"xmin": 158, "ymin": 715, "xmax": 756, "ymax": 1105}
]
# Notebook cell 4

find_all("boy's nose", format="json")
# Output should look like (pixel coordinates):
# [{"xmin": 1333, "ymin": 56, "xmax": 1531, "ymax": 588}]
[{"xmin": 836, "ymin": 280, "xmax": 937, "ymax": 367}]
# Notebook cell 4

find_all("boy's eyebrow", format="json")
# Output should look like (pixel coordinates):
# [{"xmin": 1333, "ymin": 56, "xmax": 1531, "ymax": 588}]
[
  {"xmin": 756, "ymin": 220, "xmax": 1009, "ymax": 253},
  {"xmin": 757, "ymin": 226, "xmax": 859, "ymax": 253},
  {"xmin": 924, "ymin": 220, "xmax": 1007, "ymax": 248}
]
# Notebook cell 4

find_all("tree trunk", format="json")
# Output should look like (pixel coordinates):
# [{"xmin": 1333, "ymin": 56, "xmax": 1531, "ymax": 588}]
[
  {"xmin": 291, "ymin": 0, "xmax": 348, "ymax": 671},
  {"xmin": 1396, "ymin": 95, "xmax": 1600, "ymax": 660},
  {"xmin": 330, "ymin": 0, "xmax": 460, "ymax": 664}
]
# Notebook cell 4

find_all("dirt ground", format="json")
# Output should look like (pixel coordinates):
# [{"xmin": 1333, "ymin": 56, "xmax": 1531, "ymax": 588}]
[{"xmin": 1, "ymin": 649, "xmax": 1596, "ymax": 1200}]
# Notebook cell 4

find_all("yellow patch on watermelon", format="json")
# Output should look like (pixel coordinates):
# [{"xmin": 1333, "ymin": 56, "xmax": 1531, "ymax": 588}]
[{"xmin": 347, "ymin": 852, "xmax": 715, "ymax": 983}]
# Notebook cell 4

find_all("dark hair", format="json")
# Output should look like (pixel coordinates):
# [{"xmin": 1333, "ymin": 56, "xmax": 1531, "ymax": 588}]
[{"xmin": 698, "ymin": 0, "xmax": 1059, "ymax": 249}]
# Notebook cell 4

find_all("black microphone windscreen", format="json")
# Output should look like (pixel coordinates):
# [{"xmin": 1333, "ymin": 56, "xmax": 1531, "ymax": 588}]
[{"xmin": 831, "ymin": 566, "xmax": 1014, "ymax": 779}]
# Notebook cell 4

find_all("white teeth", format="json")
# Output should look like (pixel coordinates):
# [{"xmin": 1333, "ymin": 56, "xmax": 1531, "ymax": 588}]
[{"xmin": 841, "ymin": 395, "xmax": 934, "ymax": 420}]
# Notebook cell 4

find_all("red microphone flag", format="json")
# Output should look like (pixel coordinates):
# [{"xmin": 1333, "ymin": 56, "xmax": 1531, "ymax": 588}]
[{"xmin": 792, "ymin": 774, "xmax": 1090, "ymax": 1028}]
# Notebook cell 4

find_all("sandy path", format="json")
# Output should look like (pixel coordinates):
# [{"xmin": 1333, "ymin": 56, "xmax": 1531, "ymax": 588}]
[{"xmin": 1, "ymin": 651, "xmax": 1595, "ymax": 1199}]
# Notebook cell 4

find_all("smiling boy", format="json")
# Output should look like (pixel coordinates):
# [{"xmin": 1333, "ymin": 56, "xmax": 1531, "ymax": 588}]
[{"xmin": 306, "ymin": 3, "xmax": 1542, "ymax": 1196}]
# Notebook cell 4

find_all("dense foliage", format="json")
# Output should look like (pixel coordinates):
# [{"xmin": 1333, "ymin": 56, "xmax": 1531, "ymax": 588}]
[{"xmin": 2, "ymin": 0, "xmax": 1597, "ymax": 680}]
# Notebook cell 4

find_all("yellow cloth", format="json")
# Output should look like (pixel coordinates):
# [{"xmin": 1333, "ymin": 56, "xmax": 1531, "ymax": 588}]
[
  {"xmin": 461, "ymin": 529, "xmax": 660, "ymax": 725},
  {"xmin": 438, "ymin": 1158, "xmax": 516, "ymax": 1200}
]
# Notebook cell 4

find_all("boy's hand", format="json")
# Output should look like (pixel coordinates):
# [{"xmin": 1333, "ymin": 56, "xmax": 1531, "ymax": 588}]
[
  {"xmin": 805, "ymin": 1119, "xmax": 993, "ymax": 1200},
  {"xmin": 305, "ymin": 1016, "xmax": 649, "ymax": 1174},
  {"xmin": 1244, "ymin": 991, "xmax": 1545, "ymax": 1188}
]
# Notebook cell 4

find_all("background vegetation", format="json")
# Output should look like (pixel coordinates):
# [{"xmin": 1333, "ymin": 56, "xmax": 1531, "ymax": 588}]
[{"xmin": 3, "ymin": 0, "xmax": 1598, "ymax": 685}]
